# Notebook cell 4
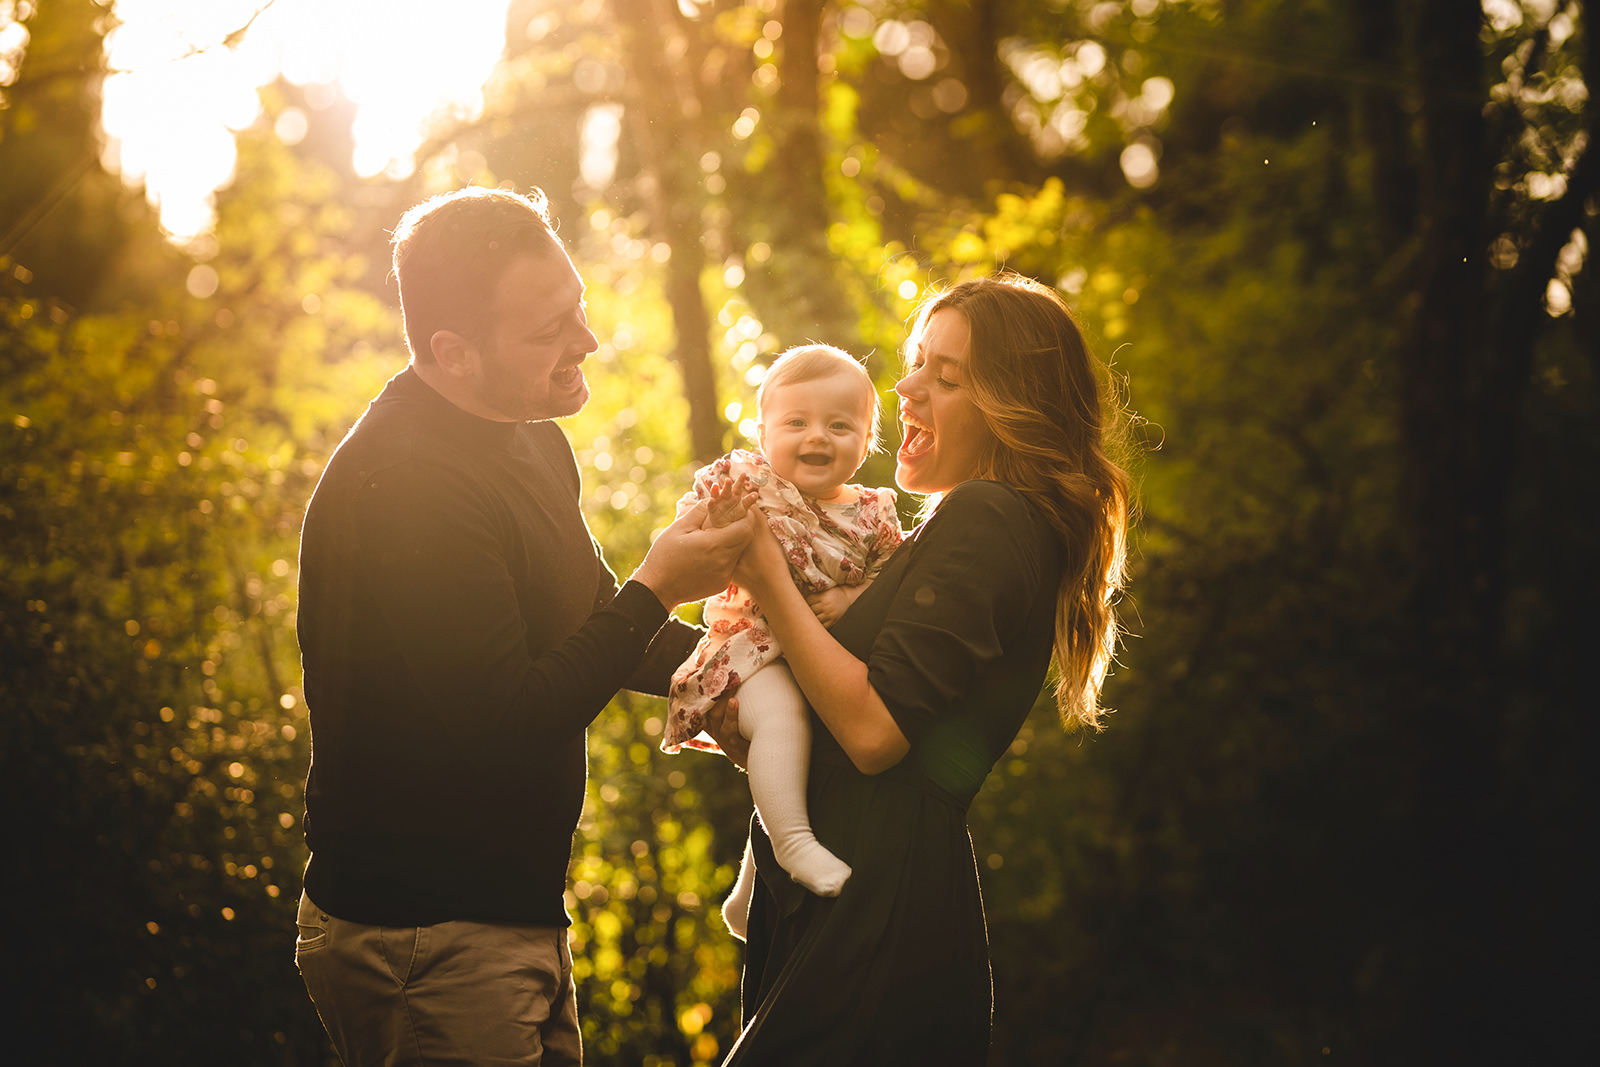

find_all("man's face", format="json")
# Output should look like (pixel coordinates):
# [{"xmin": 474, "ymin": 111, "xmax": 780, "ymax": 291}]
[{"xmin": 472, "ymin": 251, "xmax": 598, "ymax": 422}]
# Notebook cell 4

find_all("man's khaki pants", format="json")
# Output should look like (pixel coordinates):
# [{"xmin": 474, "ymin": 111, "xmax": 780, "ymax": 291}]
[{"xmin": 295, "ymin": 891, "xmax": 582, "ymax": 1066}]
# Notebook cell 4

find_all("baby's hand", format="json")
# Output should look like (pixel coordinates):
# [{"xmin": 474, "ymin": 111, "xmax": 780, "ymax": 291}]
[
  {"xmin": 805, "ymin": 581, "xmax": 869, "ymax": 628},
  {"xmin": 703, "ymin": 473, "xmax": 756, "ymax": 529}
]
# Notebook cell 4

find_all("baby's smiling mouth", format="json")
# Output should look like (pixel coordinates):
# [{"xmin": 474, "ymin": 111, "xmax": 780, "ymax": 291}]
[{"xmin": 798, "ymin": 453, "xmax": 833, "ymax": 466}]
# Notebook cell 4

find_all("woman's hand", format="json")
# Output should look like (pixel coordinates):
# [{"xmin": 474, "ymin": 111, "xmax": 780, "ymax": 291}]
[
  {"xmin": 731, "ymin": 512, "xmax": 788, "ymax": 599},
  {"xmin": 702, "ymin": 694, "xmax": 749, "ymax": 770}
]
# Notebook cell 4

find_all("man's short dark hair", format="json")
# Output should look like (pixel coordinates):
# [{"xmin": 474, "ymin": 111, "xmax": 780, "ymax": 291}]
[{"xmin": 390, "ymin": 187, "xmax": 563, "ymax": 362}]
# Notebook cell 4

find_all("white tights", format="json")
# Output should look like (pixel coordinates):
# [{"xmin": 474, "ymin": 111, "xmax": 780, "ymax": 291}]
[{"xmin": 721, "ymin": 661, "xmax": 851, "ymax": 939}]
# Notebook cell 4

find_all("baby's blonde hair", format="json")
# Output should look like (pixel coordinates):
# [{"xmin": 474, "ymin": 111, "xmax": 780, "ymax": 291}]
[
  {"xmin": 755, "ymin": 347, "xmax": 883, "ymax": 454},
  {"xmin": 756, "ymin": 344, "xmax": 883, "ymax": 454}
]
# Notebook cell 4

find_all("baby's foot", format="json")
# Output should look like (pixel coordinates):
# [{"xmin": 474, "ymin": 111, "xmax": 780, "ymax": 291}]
[
  {"xmin": 722, "ymin": 885, "xmax": 752, "ymax": 940},
  {"xmin": 781, "ymin": 843, "xmax": 852, "ymax": 898}
]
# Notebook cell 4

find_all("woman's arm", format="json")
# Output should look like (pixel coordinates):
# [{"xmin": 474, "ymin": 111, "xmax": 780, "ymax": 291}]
[{"xmin": 735, "ymin": 522, "xmax": 910, "ymax": 774}]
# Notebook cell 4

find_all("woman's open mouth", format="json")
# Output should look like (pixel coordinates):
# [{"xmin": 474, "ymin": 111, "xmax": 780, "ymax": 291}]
[{"xmin": 899, "ymin": 412, "xmax": 933, "ymax": 458}]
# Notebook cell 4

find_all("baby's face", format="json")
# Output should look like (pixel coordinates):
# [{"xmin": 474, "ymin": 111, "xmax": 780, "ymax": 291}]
[{"xmin": 757, "ymin": 373, "xmax": 872, "ymax": 501}]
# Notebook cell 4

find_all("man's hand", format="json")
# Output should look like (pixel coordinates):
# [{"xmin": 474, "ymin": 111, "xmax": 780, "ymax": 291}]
[
  {"xmin": 805, "ymin": 581, "xmax": 869, "ymax": 628},
  {"xmin": 703, "ymin": 694, "xmax": 749, "ymax": 770},
  {"xmin": 632, "ymin": 487, "xmax": 759, "ymax": 610}
]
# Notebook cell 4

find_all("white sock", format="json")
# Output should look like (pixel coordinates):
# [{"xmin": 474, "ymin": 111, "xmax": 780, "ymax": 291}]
[{"xmin": 738, "ymin": 663, "xmax": 852, "ymax": 897}]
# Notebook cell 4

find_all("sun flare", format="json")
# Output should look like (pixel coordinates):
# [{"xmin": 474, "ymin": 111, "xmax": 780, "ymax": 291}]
[{"xmin": 100, "ymin": 0, "xmax": 512, "ymax": 239}]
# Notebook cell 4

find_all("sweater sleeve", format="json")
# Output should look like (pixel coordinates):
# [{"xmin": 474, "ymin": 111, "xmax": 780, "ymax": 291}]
[
  {"xmin": 864, "ymin": 481, "xmax": 1047, "ymax": 744},
  {"xmin": 351, "ymin": 458, "xmax": 674, "ymax": 752},
  {"xmin": 586, "ymin": 534, "xmax": 704, "ymax": 697}
]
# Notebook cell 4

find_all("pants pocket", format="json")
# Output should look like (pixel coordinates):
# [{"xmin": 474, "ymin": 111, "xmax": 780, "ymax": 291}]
[
  {"xmin": 379, "ymin": 925, "xmax": 425, "ymax": 986},
  {"xmin": 295, "ymin": 923, "xmax": 329, "ymax": 952},
  {"xmin": 294, "ymin": 892, "xmax": 331, "ymax": 960}
]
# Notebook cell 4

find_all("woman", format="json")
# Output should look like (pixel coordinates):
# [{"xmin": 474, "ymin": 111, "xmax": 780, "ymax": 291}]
[{"xmin": 709, "ymin": 273, "xmax": 1133, "ymax": 1065}]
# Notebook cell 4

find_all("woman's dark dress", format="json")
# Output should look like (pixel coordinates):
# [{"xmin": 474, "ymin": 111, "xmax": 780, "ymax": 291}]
[{"xmin": 722, "ymin": 480, "xmax": 1064, "ymax": 1066}]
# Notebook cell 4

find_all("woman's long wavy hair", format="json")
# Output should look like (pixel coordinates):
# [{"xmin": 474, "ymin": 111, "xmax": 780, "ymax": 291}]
[{"xmin": 908, "ymin": 273, "xmax": 1133, "ymax": 731}]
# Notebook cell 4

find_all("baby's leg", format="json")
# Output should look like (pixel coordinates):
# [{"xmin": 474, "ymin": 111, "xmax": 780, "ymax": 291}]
[
  {"xmin": 722, "ymin": 837, "xmax": 756, "ymax": 940},
  {"xmin": 737, "ymin": 662, "xmax": 851, "ymax": 896}
]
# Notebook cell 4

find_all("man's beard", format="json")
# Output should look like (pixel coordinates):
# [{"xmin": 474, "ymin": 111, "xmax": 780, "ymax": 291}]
[{"xmin": 475, "ymin": 341, "xmax": 543, "ymax": 421}]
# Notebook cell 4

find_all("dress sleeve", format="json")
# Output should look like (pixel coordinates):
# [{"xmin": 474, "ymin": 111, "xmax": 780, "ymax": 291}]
[
  {"xmin": 353, "ymin": 459, "xmax": 673, "ymax": 750},
  {"xmin": 865, "ymin": 481, "xmax": 1049, "ymax": 743}
]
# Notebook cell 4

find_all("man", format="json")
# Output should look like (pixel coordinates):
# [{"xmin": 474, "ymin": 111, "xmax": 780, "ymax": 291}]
[{"xmin": 293, "ymin": 186, "xmax": 751, "ymax": 1065}]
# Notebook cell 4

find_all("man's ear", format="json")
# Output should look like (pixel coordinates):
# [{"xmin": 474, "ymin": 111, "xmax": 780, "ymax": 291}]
[{"xmin": 429, "ymin": 330, "xmax": 477, "ymax": 378}]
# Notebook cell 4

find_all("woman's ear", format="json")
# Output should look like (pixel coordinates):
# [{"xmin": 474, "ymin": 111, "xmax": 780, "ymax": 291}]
[{"xmin": 429, "ymin": 330, "xmax": 477, "ymax": 379}]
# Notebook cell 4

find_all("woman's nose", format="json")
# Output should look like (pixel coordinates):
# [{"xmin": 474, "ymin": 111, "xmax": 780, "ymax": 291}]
[{"xmin": 894, "ymin": 374, "xmax": 919, "ymax": 400}]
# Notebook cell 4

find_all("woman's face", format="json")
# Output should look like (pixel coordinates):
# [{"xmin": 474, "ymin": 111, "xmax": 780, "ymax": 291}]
[{"xmin": 894, "ymin": 308, "xmax": 995, "ymax": 494}]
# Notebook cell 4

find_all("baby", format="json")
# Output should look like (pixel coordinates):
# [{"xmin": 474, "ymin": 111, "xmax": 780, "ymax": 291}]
[{"xmin": 665, "ymin": 344, "xmax": 903, "ymax": 933}]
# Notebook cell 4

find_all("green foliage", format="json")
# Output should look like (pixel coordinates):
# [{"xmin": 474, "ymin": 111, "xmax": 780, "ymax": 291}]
[
  {"xmin": 0, "ymin": 278, "xmax": 325, "ymax": 1060},
  {"xmin": 0, "ymin": 109, "xmax": 395, "ymax": 1059},
  {"xmin": 570, "ymin": 693, "xmax": 750, "ymax": 1066}
]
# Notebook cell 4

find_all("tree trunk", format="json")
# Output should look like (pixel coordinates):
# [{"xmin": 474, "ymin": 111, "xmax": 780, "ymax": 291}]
[
  {"xmin": 1401, "ymin": 2, "xmax": 1528, "ymax": 1061},
  {"xmin": 1349, "ymin": 0, "xmax": 1417, "ymax": 252},
  {"xmin": 613, "ymin": 0, "xmax": 726, "ymax": 463},
  {"xmin": 925, "ymin": 0, "xmax": 1036, "ymax": 191},
  {"xmin": 736, "ymin": 0, "xmax": 858, "ymax": 348}
]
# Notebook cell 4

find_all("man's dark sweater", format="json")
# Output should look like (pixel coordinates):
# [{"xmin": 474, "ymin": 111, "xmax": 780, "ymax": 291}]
[{"xmin": 297, "ymin": 368, "xmax": 699, "ymax": 928}]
